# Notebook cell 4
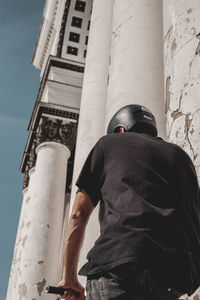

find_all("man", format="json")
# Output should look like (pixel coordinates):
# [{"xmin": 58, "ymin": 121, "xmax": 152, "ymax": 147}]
[{"xmin": 58, "ymin": 105, "xmax": 200, "ymax": 300}]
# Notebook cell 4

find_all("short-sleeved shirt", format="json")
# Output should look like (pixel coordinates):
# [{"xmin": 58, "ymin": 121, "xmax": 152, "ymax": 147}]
[{"xmin": 75, "ymin": 132, "xmax": 200, "ymax": 294}]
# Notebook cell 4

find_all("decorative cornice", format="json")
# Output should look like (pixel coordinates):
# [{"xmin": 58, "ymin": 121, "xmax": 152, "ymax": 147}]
[
  {"xmin": 50, "ymin": 59, "xmax": 84, "ymax": 73},
  {"xmin": 57, "ymin": 0, "xmax": 71, "ymax": 57},
  {"xmin": 32, "ymin": 0, "xmax": 60, "ymax": 69},
  {"xmin": 39, "ymin": 0, "xmax": 59, "ymax": 69},
  {"xmin": 31, "ymin": 102, "xmax": 79, "ymax": 133},
  {"xmin": 21, "ymin": 103, "xmax": 79, "ymax": 189}
]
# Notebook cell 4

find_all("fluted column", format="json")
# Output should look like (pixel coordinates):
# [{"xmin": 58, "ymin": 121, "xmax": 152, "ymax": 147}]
[
  {"xmin": 69, "ymin": 0, "xmax": 114, "ymax": 285},
  {"xmin": 163, "ymin": 0, "xmax": 200, "ymax": 181},
  {"xmin": 106, "ymin": 0, "xmax": 165, "ymax": 137}
]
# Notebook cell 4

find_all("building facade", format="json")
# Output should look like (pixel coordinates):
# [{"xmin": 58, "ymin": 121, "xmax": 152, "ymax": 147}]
[{"xmin": 7, "ymin": 0, "xmax": 200, "ymax": 299}]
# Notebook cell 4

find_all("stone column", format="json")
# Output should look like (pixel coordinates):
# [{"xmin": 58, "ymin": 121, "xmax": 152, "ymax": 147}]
[
  {"xmin": 6, "ymin": 185, "xmax": 29, "ymax": 300},
  {"xmin": 7, "ymin": 143, "xmax": 37, "ymax": 300},
  {"xmin": 163, "ymin": 0, "xmax": 200, "ymax": 181},
  {"xmin": 16, "ymin": 141, "xmax": 69, "ymax": 300},
  {"xmin": 106, "ymin": 0, "xmax": 165, "ymax": 137},
  {"xmin": 69, "ymin": 0, "xmax": 114, "ymax": 285},
  {"xmin": 71, "ymin": 0, "xmax": 114, "ymax": 186},
  {"xmin": 7, "ymin": 116, "xmax": 77, "ymax": 300}
]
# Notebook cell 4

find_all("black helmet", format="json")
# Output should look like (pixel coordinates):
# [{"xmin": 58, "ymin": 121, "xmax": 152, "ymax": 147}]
[{"xmin": 107, "ymin": 104, "xmax": 157, "ymax": 136}]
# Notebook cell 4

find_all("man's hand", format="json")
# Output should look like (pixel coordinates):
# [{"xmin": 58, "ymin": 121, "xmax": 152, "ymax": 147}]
[{"xmin": 57, "ymin": 279, "xmax": 84, "ymax": 300}]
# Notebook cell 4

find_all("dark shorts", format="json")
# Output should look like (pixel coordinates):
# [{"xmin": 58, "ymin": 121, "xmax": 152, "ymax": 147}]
[{"xmin": 85, "ymin": 263, "xmax": 185, "ymax": 300}]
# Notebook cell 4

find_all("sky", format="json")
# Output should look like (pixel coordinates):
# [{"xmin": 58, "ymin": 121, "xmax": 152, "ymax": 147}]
[{"xmin": 0, "ymin": 0, "xmax": 45, "ymax": 298}]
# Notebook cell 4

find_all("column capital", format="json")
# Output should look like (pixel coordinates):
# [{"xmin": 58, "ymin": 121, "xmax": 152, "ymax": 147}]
[
  {"xmin": 21, "ymin": 104, "xmax": 78, "ymax": 190},
  {"xmin": 36, "ymin": 116, "xmax": 77, "ymax": 151}
]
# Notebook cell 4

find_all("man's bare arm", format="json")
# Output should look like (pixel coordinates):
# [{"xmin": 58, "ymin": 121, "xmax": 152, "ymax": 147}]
[{"xmin": 58, "ymin": 189, "xmax": 94, "ymax": 299}]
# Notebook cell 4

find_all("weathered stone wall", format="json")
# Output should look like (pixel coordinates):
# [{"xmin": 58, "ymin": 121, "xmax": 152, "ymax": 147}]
[
  {"xmin": 163, "ymin": 1, "xmax": 200, "ymax": 298},
  {"xmin": 163, "ymin": 0, "xmax": 200, "ymax": 181}
]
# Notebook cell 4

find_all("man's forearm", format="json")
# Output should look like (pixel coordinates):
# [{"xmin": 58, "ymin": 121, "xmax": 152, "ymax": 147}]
[
  {"xmin": 61, "ymin": 190, "xmax": 94, "ymax": 285},
  {"xmin": 62, "ymin": 212, "xmax": 88, "ymax": 282}
]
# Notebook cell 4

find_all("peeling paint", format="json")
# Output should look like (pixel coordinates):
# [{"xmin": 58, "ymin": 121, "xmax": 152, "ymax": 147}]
[
  {"xmin": 18, "ymin": 283, "xmax": 27, "ymax": 300},
  {"xmin": 184, "ymin": 114, "xmax": 192, "ymax": 135},
  {"xmin": 26, "ymin": 221, "xmax": 31, "ymax": 228},
  {"xmin": 13, "ymin": 249, "xmax": 18, "ymax": 265},
  {"xmin": 192, "ymin": 27, "xmax": 197, "ymax": 35},
  {"xmin": 107, "ymin": 74, "xmax": 110, "ymax": 86},
  {"xmin": 185, "ymin": 18, "xmax": 190, "ymax": 23},
  {"xmin": 171, "ymin": 40, "xmax": 177, "ymax": 52},
  {"xmin": 36, "ymin": 278, "xmax": 46, "ymax": 296},
  {"xmin": 26, "ymin": 197, "xmax": 30, "ymax": 203},
  {"xmin": 196, "ymin": 33, "xmax": 200, "ymax": 41},
  {"xmin": 22, "ymin": 235, "xmax": 28, "ymax": 248},
  {"xmin": 187, "ymin": 8, "xmax": 192, "ymax": 14},
  {"xmin": 190, "ymin": 128, "xmax": 194, "ymax": 135},
  {"xmin": 109, "ymin": 54, "xmax": 111, "ymax": 66},
  {"xmin": 165, "ymin": 77, "xmax": 171, "ymax": 113},
  {"xmin": 195, "ymin": 42, "xmax": 200, "ymax": 55},
  {"xmin": 171, "ymin": 109, "xmax": 183, "ymax": 121},
  {"xmin": 184, "ymin": 114, "xmax": 196, "ymax": 160},
  {"xmin": 21, "ymin": 221, "xmax": 25, "ymax": 230}
]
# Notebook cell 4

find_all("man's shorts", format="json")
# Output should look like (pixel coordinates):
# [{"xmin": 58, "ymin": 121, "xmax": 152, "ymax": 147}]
[{"xmin": 85, "ymin": 263, "xmax": 186, "ymax": 300}]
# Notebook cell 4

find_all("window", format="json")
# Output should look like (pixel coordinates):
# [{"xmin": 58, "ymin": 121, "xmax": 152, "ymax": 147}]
[
  {"xmin": 71, "ymin": 16, "xmax": 83, "ymax": 28},
  {"xmin": 69, "ymin": 32, "xmax": 80, "ymax": 43},
  {"xmin": 67, "ymin": 46, "xmax": 78, "ymax": 56},
  {"xmin": 84, "ymin": 50, "xmax": 87, "ymax": 58},
  {"xmin": 85, "ymin": 36, "xmax": 88, "ymax": 45},
  {"xmin": 87, "ymin": 20, "xmax": 90, "ymax": 30},
  {"xmin": 75, "ymin": 1, "xmax": 86, "ymax": 12}
]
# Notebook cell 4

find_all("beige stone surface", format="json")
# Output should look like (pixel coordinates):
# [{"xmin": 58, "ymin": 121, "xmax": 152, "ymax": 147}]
[{"xmin": 163, "ymin": 0, "xmax": 200, "ymax": 180}]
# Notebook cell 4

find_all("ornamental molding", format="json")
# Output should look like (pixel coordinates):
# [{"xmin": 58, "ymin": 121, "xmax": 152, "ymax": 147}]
[
  {"xmin": 21, "ymin": 103, "xmax": 79, "ymax": 190},
  {"xmin": 32, "ymin": 0, "xmax": 61, "ymax": 70},
  {"xmin": 30, "ymin": 101, "xmax": 79, "ymax": 133},
  {"xmin": 36, "ymin": 116, "xmax": 77, "ymax": 150}
]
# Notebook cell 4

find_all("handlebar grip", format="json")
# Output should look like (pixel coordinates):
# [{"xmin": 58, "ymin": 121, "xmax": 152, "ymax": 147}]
[
  {"xmin": 46, "ymin": 286, "xmax": 66, "ymax": 294},
  {"xmin": 46, "ymin": 286, "xmax": 81, "ymax": 297}
]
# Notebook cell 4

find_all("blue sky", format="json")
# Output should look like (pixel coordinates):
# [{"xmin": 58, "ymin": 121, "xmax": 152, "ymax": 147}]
[{"xmin": 0, "ymin": 0, "xmax": 45, "ymax": 298}]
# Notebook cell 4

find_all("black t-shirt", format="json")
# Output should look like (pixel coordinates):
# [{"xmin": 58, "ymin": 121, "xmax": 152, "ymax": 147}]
[{"xmin": 76, "ymin": 132, "xmax": 200, "ymax": 294}]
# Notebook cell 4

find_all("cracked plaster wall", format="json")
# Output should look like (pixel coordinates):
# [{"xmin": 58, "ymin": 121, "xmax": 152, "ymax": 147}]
[
  {"xmin": 6, "ymin": 188, "xmax": 30, "ymax": 300},
  {"xmin": 163, "ymin": 0, "xmax": 200, "ymax": 183}
]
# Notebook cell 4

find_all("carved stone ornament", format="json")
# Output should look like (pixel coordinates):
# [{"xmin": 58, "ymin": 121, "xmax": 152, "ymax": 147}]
[
  {"xmin": 36, "ymin": 116, "xmax": 77, "ymax": 151},
  {"xmin": 23, "ymin": 114, "xmax": 77, "ymax": 190},
  {"xmin": 23, "ymin": 162, "xmax": 30, "ymax": 190},
  {"xmin": 23, "ymin": 141, "xmax": 37, "ymax": 190},
  {"xmin": 29, "ymin": 141, "xmax": 37, "ymax": 170}
]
